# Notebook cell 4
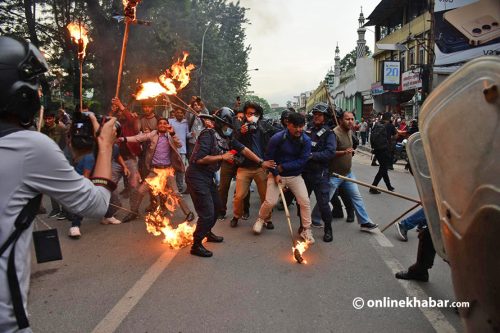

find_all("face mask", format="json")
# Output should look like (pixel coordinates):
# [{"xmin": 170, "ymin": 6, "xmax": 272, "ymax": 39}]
[
  {"xmin": 223, "ymin": 128, "xmax": 233, "ymax": 136},
  {"xmin": 247, "ymin": 115, "xmax": 258, "ymax": 123}
]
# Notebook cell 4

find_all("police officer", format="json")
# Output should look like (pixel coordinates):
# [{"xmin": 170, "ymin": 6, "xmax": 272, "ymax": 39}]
[
  {"xmin": 301, "ymin": 103, "xmax": 336, "ymax": 242},
  {"xmin": 0, "ymin": 36, "xmax": 116, "ymax": 332},
  {"xmin": 186, "ymin": 107, "xmax": 275, "ymax": 258}
]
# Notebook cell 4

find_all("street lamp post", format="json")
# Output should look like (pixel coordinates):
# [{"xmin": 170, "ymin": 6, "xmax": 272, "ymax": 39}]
[{"xmin": 199, "ymin": 21, "xmax": 212, "ymax": 99}]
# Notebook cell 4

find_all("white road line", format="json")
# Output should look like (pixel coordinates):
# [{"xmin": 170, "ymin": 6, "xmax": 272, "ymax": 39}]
[
  {"xmin": 372, "ymin": 229, "xmax": 394, "ymax": 247},
  {"xmin": 369, "ymin": 238, "xmax": 457, "ymax": 333},
  {"xmin": 91, "ymin": 250, "xmax": 178, "ymax": 333}
]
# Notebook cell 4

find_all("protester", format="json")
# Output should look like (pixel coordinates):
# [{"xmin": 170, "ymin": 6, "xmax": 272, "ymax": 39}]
[
  {"xmin": 370, "ymin": 112, "xmax": 396, "ymax": 194},
  {"xmin": 253, "ymin": 112, "xmax": 316, "ymax": 244},
  {"xmin": 169, "ymin": 107, "xmax": 189, "ymax": 192}
]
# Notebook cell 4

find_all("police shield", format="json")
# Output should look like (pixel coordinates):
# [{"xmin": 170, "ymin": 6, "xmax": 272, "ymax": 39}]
[
  {"xmin": 419, "ymin": 56, "xmax": 500, "ymax": 332},
  {"xmin": 406, "ymin": 133, "xmax": 447, "ymax": 260}
]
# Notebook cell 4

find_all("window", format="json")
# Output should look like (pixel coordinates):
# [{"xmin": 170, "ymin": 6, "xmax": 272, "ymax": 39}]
[
  {"xmin": 400, "ymin": 51, "xmax": 406, "ymax": 71},
  {"xmin": 409, "ymin": 47, "xmax": 415, "ymax": 66},
  {"xmin": 419, "ymin": 47, "xmax": 425, "ymax": 65}
]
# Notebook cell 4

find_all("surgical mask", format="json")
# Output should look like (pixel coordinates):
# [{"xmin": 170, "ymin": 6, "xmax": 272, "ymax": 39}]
[
  {"xmin": 247, "ymin": 115, "xmax": 258, "ymax": 123},
  {"xmin": 223, "ymin": 128, "xmax": 233, "ymax": 136}
]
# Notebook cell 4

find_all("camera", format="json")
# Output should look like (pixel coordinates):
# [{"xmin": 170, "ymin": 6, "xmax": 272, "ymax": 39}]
[
  {"xmin": 70, "ymin": 112, "xmax": 121, "ymax": 150},
  {"xmin": 247, "ymin": 121, "xmax": 258, "ymax": 134}
]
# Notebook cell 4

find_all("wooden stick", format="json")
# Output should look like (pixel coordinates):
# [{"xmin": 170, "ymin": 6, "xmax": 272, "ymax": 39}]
[
  {"xmin": 324, "ymin": 84, "xmax": 339, "ymax": 127},
  {"xmin": 37, "ymin": 106, "xmax": 44, "ymax": 132},
  {"xmin": 79, "ymin": 59, "xmax": 83, "ymax": 112},
  {"xmin": 380, "ymin": 203, "xmax": 421, "ymax": 232},
  {"xmin": 331, "ymin": 172, "xmax": 421, "ymax": 204},
  {"xmin": 171, "ymin": 94, "xmax": 199, "ymax": 117},
  {"xmin": 115, "ymin": 20, "xmax": 130, "ymax": 98}
]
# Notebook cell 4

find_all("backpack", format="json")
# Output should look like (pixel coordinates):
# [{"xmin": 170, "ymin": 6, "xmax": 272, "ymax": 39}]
[{"xmin": 370, "ymin": 123, "xmax": 388, "ymax": 150}]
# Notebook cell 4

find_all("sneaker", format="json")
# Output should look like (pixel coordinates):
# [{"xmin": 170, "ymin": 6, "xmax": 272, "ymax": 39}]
[
  {"xmin": 230, "ymin": 217, "xmax": 238, "ymax": 228},
  {"xmin": 369, "ymin": 188, "xmax": 381, "ymax": 194},
  {"xmin": 311, "ymin": 222, "xmax": 323, "ymax": 228},
  {"xmin": 217, "ymin": 212, "xmax": 226, "ymax": 220},
  {"xmin": 68, "ymin": 226, "xmax": 81, "ymax": 239},
  {"xmin": 56, "ymin": 212, "xmax": 67, "ymax": 220},
  {"xmin": 101, "ymin": 216, "xmax": 122, "ymax": 225},
  {"xmin": 360, "ymin": 222, "xmax": 379, "ymax": 231},
  {"xmin": 252, "ymin": 218, "xmax": 265, "ymax": 234},
  {"xmin": 242, "ymin": 212, "xmax": 250, "ymax": 220},
  {"xmin": 47, "ymin": 209, "xmax": 60, "ymax": 218},
  {"xmin": 265, "ymin": 221, "xmax": 275, "ymax": 230},
  {"xmin": 300, "ymin": 228, "xmax": 315, "ymax": 245},
  {"xmin": 395, "ymin": 223, "xmax": 408, "ymax": 241}
]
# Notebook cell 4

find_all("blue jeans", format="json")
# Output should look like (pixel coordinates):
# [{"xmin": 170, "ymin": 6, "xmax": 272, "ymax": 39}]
[
  {"xmin": 400, "ymin": 208, "xmax": 427, "ymax": 231},
  {"xmin": 312, "ymin": 172, "xmax": 373, "ymax": 225}
]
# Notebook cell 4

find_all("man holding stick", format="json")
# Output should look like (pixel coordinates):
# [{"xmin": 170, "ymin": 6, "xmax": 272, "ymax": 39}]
[{"xmin": 311, "ymin": 110, "xmax": 378, "ymax": 231}]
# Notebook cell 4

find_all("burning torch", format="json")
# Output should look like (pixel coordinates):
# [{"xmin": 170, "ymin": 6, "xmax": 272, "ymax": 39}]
[
  {"xmin": 67, "ymin": 22, "xmax": 89, "ymax": 113},
  {"xmin": 115, "ymin": 0, "xmax": 148, "ymax": 99},
  {"xmin": 278, "ymin": 185, "xmax": 307, "ymax": 264}
]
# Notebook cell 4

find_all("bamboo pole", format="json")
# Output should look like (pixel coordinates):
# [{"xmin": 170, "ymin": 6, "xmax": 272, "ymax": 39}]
[{"xmin": 115, "ymin": 20, "xmax": 131, "ymax": 98}]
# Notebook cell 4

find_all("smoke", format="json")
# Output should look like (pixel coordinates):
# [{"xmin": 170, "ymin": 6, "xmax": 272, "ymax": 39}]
[{"xmin": 238, "ymin": 0, "xmax": 288, "ymax": 35}]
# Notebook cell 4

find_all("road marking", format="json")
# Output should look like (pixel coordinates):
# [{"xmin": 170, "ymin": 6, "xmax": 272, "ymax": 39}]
[
  {"xmin": 372, "ymin": 229, "xmax": 394, "ymax": 247},
  {"xmin": 91, "ymin": 250, "xmax": 178, "ymax": 333},
  {"xmin": 369, "ymin": 238, "xmax": 457, "ymax": 333}
]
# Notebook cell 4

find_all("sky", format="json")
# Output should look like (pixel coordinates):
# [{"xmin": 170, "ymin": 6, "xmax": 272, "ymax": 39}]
[{"xmin": 239, "ymin": 0, "xmax": 381, "ymax": 106}]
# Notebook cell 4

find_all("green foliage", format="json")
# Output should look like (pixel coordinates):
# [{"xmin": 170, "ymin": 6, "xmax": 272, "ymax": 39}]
[
  {"xmin": 244, "ymin": 94, "xmax": 271, "ymax": 114},
  {"xmin": 339, "ymin": 46, "xmax": 372, "ymax": 73},
  {"xmin": 0, "ymin": 0, "xmax": 250, "ymax": 113}
]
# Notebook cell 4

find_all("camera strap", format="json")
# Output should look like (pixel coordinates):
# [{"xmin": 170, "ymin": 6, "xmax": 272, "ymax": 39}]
[{"xmin": 0, "ymin": 122, "xmax": 40, "ymax": 329}]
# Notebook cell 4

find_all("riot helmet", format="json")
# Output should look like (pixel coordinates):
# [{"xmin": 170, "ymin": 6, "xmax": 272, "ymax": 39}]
[
  {"xmin": 0, "ymin": 36, "xmax": 49, "ymax": 126},
  {"xmin": 311, "ymin": 102, "xmax": 331, "ymax": 115}
]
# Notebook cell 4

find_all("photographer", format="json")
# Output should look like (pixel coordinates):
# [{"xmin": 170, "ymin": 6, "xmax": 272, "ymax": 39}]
[
  {"xmin": 0, "ymin": 36, "xmax": 116, "ymax": 332},
  {"xmin": 230, "ymin": 101, "xmax": 277, "ymax": 228}
]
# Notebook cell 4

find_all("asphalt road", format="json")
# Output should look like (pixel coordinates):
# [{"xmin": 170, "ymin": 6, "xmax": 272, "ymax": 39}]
[{"xmin": 28, "ymin": 152, "xmax": 463, "ymax": 333}]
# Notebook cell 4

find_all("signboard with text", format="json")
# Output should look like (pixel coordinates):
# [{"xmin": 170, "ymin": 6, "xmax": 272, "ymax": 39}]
[
  {"xmin": 382, "ymin": 61, "xmax": 401, "ymax": 86},
  {"xmin": 402, "ymin": 70, "xmax": 423, "ymax": 91}
]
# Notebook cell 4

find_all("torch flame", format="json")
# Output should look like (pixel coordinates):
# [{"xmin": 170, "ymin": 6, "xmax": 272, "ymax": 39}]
[
  {"xmin": 136, "ymin": 51, "xmax": 195, "ymax": 100},
  {"xmin": 123, "ymin": 0, "xmax": 142, "ymax": 21},
  {"xmin": 144, "ymin": 168, "xmax": 196, "ymax": 249},
  {"xmin": 67, "ymin": 22, "xmax": 89, "ymax": 59},
  {"xmin": 293, "ymin": 241, "xmax": 309, "ymax": 264}
]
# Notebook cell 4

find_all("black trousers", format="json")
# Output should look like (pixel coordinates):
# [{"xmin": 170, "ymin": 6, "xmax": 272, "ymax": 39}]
[
  {"xmin": 331, "ymin": 187, "xmax": 354, "ymax": 218},
  {"xmin": 300, "ymin": 171, "xmax": 332, "ymax": 225},
  {"xmin": 186, "ymin": 168, "xmax": 221, "ymax": 243},
  {"xmin": 372, "ymin": 148, "xmax": 393, "ymax": 188}
]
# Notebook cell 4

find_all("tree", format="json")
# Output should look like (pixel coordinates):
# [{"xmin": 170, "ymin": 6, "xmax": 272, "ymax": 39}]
[
  {"xmin": 0, "ymin": 0, "xmax": 251, "ymax": 112},
  {"xmin": 339, "ymin": 46, "xmax": 372, "ymax": 73},
  {"xmin": 244, "ymin": 95, "xmax": 271, "ymax": 114}
]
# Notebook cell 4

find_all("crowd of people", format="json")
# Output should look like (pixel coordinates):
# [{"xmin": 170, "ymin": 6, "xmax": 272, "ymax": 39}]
[{"xmin": 1, "ymin": 36, "xmax": 433, "ymax": 332}]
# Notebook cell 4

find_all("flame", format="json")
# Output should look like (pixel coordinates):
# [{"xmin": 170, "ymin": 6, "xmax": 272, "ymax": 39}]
[
  {"xmin": 136, "ymin": 51, "xmax": 195, "ymax": 100},
  {"xmin": 123, "ymin": 0, "xmax": 141, "ymax": 20},
  {"xmin": 144, "ymin": 168, "xmax": 195, "ymax": 249},
  {"xmin": 67, "ymin": 22, "xmax": 89, "ymax": 59},
  {"xmin": 293, "ymin": 240, "xmax": 309, "ymax": 264}
]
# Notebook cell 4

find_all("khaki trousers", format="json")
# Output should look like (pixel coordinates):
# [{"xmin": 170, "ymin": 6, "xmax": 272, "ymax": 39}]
[
  {"xmin": 258, "ymin": 175, "xmax": 311, "ymax": 228},
  {"xmin": 233, "ymin": 167, "xmax": 270, "ymax": 221}
]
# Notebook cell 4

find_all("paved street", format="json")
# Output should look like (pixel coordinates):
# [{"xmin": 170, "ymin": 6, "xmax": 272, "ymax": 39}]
[{"xmin": 29, "ymin": 153, "xmax": 463, "ymax": 333}]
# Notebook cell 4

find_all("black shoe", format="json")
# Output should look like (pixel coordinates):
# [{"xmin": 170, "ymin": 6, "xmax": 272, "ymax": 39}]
[
  {"xmin": 122, "ymin": 212, "xmax": 138, "ymax": 223},
  {"xmin": 388, "ymin": 186, "xmax": 395, "ymax": 192},
  {"xmin": 185, "ymin": 212, "xmax": 195, "ymax": 222},
  {"xmin": 346, "ymin": 215, "xmax": 355, "ymax": 223},
  {"xmin": 388, "ymin": 166, "xmax": 394, "ymax": 170},
  {"xmin": 323, "ymin": 226, "xmax": 333, "ymax": 242},
  {"xmin": 360, "ymin": 222, "xmax": 378, "ymax": 231},
  {"xmin": 47, "ymin": 209, "xmax": 60, "ymax": 218},
  {"xmin": 217, "ymin": 212, "xmax": 226, "ymax": 220},
  {"xmin": 242, "ymin": 212, "xmax": 250, "ymax": 220},
  {"xmin": 395, "ymin": 269, "xmax": 429, "ymax": 282},
  {"xmin": 371, "ymin": 162, "xmax": 379, "ymax": 166},
  {"xmin": 230, "ymin": 217, "xmax": 238, "ymax": 228},
  {"xmin": 396, "ymin": 223, "xmax": 408, "ymax": 241},
  {"xmin": 206, "ymin": 232, "xmax": 223, "ymax": 243},
  {"xmin": 369, "ymin": 188, "xmax": 381, "ymax": 194},
  {"xmin": 265, "ymin": 221, "xmax": 275, "ymax": 230},
  {"xmin": 190, "ymin": 243, "xmax": 213, "ymax": 257}
]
